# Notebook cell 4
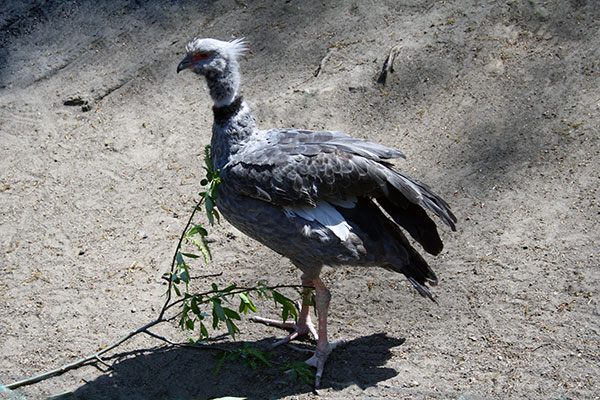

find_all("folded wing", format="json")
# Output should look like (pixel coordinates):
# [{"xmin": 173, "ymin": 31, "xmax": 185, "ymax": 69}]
[{"xmin": 222, "ymin": 128, "xmax": 456, "ymax": 255}]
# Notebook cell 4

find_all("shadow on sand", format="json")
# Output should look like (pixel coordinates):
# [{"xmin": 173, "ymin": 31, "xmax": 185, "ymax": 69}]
[{"xmin": 70, "ymin": 333, "xmax": 405, "ymax": 400}]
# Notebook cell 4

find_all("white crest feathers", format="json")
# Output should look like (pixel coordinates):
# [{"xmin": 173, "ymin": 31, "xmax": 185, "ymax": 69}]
[{"xmin": 227, "ymin": 38, "xmax": 247, "ymax": 60}]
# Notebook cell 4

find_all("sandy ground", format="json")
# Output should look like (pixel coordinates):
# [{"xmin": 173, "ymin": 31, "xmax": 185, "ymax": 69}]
[{"xmin": 1, "ymin": 0, "xmax": 599, "ymax": 399}]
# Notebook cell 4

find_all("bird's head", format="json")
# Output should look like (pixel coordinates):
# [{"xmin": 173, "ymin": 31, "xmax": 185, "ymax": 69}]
[
  {"xmin": 177, "ymin": 37, "xmax": 247, "ymax": 76},
  {"xmin": 177, "ymin": 37, "xmax": 246, "ymax": 107}
]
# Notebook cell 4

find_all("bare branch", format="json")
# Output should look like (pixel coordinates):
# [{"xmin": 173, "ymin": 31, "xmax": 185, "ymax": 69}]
[{"xmin": 4, "ymin": 318, "xmax": 165, "ymax": 390}]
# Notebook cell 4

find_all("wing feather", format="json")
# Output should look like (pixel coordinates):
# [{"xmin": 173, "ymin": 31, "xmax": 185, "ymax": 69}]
[{"xmin": 221, "ymin": 128, "xmax": 456, "ymax": 240}]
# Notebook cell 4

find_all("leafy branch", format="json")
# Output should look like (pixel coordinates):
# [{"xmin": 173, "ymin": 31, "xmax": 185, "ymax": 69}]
[{"xmin": 2, "ymin": 145, "xmax": 313, "ymax": 393}]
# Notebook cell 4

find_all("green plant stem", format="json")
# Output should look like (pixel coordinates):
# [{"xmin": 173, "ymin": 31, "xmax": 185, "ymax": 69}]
[
  {"xmin": 3, "ymin": 283, "xmax": 305, "ymax": 391},
  {"xmin": 4, "ymin": 144, "xmax": 307, "ymax": 390},
  {"xmin": 162, "ymin": 284, "xmax": 307, "ymax": 315},
  {"xmin": 159, "ymin": 197, "xmax": 204, "ymax": 320}
]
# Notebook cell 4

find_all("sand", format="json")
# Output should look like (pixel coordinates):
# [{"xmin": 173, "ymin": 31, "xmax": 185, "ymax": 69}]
[{"xmin": 1, "ymin": 1, "xmax": 598, "ymax": 399}]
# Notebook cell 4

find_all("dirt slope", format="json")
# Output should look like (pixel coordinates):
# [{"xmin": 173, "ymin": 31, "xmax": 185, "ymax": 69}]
[{"xmin": 1, "ymin": 1, "xmax": 598, "ymax": 399}]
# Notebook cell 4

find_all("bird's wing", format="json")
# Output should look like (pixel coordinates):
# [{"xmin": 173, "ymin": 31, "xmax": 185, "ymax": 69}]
[
  {"xmin": 223, "ymin": 128, "xmax": 454, "ymax": 224},
  {"xmin": 222, "ymin": 128, "xmax": 456, "ymax": 254},
  {"xmin": 223, "ymin": 128, "xmax": 403, "ymax": 205}
]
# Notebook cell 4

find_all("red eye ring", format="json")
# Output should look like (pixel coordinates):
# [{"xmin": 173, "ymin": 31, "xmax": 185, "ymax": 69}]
[{"xmin": 191, "ymin": 52, "xmax": 211, "ymax": 62}]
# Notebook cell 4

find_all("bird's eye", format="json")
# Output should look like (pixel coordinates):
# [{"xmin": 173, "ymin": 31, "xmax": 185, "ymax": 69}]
[{"xmin": 191, "ymin": 52, "xmax": 212, "ymax": 62}]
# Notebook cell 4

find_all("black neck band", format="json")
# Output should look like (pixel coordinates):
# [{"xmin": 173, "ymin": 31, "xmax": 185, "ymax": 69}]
[{"xmin": 213, "ymin": 96, "xmax": 243, "ymax": 125}]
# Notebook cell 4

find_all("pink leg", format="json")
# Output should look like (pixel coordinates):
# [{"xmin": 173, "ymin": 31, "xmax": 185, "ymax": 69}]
[
  {"xmin": 250, "ymin": 274, "xmax": 318, "ymax": 347},
  {"xmin": 304, "ymin": 277, "xmax": 344, "ymax": 388}
]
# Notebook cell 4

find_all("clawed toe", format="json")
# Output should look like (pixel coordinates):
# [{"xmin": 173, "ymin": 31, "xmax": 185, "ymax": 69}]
[
  {"xmin": 251, "ymin": 276, "xmax": 343, "ymax": 389},
  {"xmin": 304, "ymin": 339, "xmax": 345, "ymax": 388},
  {"xmin": 250, "ymin": 315, "xmax": 318, "ymax": 348}
]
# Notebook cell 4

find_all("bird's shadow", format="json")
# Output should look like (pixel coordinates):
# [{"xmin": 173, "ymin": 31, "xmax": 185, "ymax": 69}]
[{"xmin": 70, "ymin": 333, "xmax": 405, "ymax": 400}]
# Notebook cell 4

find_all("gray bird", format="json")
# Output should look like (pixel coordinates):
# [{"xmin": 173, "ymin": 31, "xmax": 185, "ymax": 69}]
[{"xmin": 177, "ymin": 38, "xmax": 456, "ymax": 388}]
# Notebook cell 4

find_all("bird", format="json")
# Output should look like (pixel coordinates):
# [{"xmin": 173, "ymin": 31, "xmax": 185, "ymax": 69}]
[{"xmin": 177, "ymin": 37, "xmax": 456, "ymax": 388}]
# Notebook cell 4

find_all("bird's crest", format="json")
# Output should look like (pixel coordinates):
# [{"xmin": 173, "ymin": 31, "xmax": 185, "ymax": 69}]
[
  {"xmin": 227, "ymin": 38, "xmax": 247, "ymax": 60},
  {"xmin": 185, "ymin": 37, "xmax": 247, "ymax": 61}
]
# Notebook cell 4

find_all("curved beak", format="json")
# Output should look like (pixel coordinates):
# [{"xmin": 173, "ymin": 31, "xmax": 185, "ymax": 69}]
[{"xmin": 177, "ymin": 55, "xmax": 193, "ymax": 73}]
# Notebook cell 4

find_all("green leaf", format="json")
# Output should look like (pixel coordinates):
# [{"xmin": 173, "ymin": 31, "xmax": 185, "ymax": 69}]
[
  {"xmin": 225, "ymin": 319, "xmax": 239, "ymax": 339},
  {"xmin": 213, "ymin": 300, "xmax": 226, "ymax": 321},
  {"xmin": 211, "ymin": 397, "xmax": 247, "ymax": 400},
  {"xmin": 282, "ymin": 362, "xmax": 315, "ymax": 385},
  {"xmin": 238, "ymin": 292, "xmax": 250, "ymax": 304},
  {"xmin": 186, "ymin": 318, "xmax": 195, "ymax": 330},
  {"xmin": 272, "ymin": 291, "xmax": 285, "ymax": 304},
  {"xmin": 212, "ymin": 306, "xmax": 219, "ymax": 329},
  {"xmin": 206, "ymin": 198, "xmax": 215, "ymax": 225},
  {"xmin": 214, "ymin": 351, "xmax": 227, "ymax": 375},
  {"xmin": 176, "ymin": 251, "xmax": 184, "ymax": 266},
  {"xmin": 282, "ymin": 305, "xmax": 289, "ymax": 322},
  {"xmin": 205, "ymin": 195, "xmax": 214, "ymax": 211},
  {"xmin": 303, "ymin": 291, "xmax": 315, "ymax": 307},
  {"xmin": 222, "ymin": 284, "xmax": 237, "ymax": 293},
  {"xmin": 200, "ymin": 322, "xmax": 208, "ymax": 339},
  {"xmin": 246, "ymin": 347, "xmax": 271, "ymax": 367},
  {"xmin": 173, "ymin": 284, "xmax": 181, "ymax": 297},
  {"xmin": 238, "ymin": 292, "xmax": 257, "ymax": 314},
  {"xmin": 188, "ymin": 224, "xmax": 208, "ymax": 237},
  {"xmin": 212, "ymin": 207, "xmax": 221, "ymax": 223},
  {"xmin": 181, "ymin": 252, "xmax": 200, "ymax": 259},
  {"xmin": 190, "ymin": 297, "xmax": 201, "ymax": 315},
  {"xmin": 272, "ymin": 291, "xmax": 297, "ymax": 322},
  {"xmin": 180, "ymin": 270, "xmax": 190, "ymax": 284},
  {"xmin": 187, "ymin": 236, "xmax": 212, "ymax": 263},
  {"xmin": 224, "ymin": 307, "xmax": 241, "ymax": 320}
]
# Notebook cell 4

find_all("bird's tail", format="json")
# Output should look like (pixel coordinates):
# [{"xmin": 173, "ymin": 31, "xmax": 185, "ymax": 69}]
[
  {"xmin": 378, "ymin": 171, "xmax": 456, "ymax": 256},
  {"xmin": 382, "ymin": 223, "xmax": 439, "ymax": 302},
  {"xmin": 335, "ymin": 197, "xmax": 439, "ymax": 301},
  {"xmin": 386, "ymin": 172, "xmax": 457, "ymax": 232}
]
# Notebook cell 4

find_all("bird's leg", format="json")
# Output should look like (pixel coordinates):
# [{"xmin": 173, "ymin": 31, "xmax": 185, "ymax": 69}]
[
  {"xmin": 304, "ymin": 277, "xmax": 344, "ymax": 389},
  {"xmin": 250, "ymin": 274, "xmax": 318, "ymax": 347}
]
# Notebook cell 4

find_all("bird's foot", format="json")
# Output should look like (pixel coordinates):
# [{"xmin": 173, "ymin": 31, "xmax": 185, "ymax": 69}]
[
  {"xmin": 305, "ymin": 339, "xmax": 345, "ymax": 389},
  {"xmin": 250, "ymin": 315, "xmax": 318, "ymax": 348}
]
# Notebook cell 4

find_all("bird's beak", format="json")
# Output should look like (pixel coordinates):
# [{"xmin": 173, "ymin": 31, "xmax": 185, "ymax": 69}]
[{"xmin": 177, "ymin": 55, "xmax": 193, "ymax": 73}]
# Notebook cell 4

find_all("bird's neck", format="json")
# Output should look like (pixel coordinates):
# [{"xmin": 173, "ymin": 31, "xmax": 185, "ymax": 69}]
[
  {"xmin": 210, "ymin": 96, "xmax": 257, "ymax": 171},
  {"xmin": 205, "ymin": 62, "xmax": 241, "ymax": 107}
]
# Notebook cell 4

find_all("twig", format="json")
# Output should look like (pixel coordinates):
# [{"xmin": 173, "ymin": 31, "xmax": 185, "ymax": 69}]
[
  {"xmin": 160, "ymin": 271, "xmax": 223, "ymax": 282},
  {"xmin": 532, "ymin": 342, "xmax": 552, "ymax": 352},
  {"xmin": 141, "ymin": 329, "xmax": 179, "ymax": 345},
  {"xmin": 4, "ymin": 282, "xmax": 305, "ymax": 390},
  {"xmin": 93, "ymin": 356, "xmax": 113, "ymax": 371},
  {"xmin": 159, "ymin": 197, "xmax": 204, "ymax": 320},
  {"xmin": 377, "ymin": 46, "xmax": 400, "ymax": 87},
  {"xmin": 314, "ymin": 51, "xmax": 332, "ymax": 78},
  {"xmin": 4, "ymin": 154, "xmax": 306, "ymax": 391},
  {"xmin": 162, "ymin": 284, "xmax": 307, "ymax": 314},
  {"xmin": 4, "ymin": 318, "xmax": 165, "ymax": 390},
  {"xmin": 141, "ymin": 328, "xmax": 231, "ymax": 353},
  {"xmin": 190, "ymin": 271, "xmax": 223, "ymax": 280}
]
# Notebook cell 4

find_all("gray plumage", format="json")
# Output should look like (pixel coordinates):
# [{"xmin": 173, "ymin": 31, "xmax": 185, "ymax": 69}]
[{"xmin": 178, "ymin": 37, "xmax": 456, "ymax": 387}]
